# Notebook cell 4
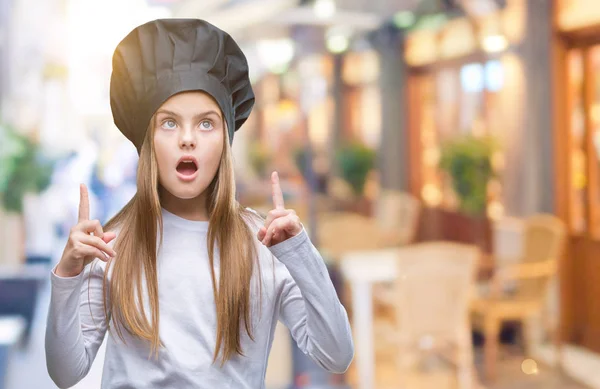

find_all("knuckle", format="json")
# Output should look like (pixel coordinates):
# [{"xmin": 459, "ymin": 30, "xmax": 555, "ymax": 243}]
[
  {"xmin": 72, "ymin": 244, "xmax": 83, "ymax": 258},
  {"xmin": 68, "ymin": 234, "xmax": 78, "ymax": 246}
]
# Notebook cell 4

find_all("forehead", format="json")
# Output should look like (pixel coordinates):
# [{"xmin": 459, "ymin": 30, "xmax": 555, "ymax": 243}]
[{"xmin": 157, "ymin": 91, "xmax": 222, "ymax": 117}]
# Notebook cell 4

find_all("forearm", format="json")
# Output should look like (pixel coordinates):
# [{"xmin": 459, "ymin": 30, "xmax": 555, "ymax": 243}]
[
  {"xmin": 45, "ymin": 266, "xmax": 100, "ymax": 388},
  {"xmin": 270, "ymin": 229, "xmax": 354, "ymax": 373}
]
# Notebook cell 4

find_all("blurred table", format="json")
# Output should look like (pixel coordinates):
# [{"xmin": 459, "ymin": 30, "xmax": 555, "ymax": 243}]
[
  {"xmin": 0, "ymin": 264, "xmax": 49, "ymax": 280},
  {"xmin": 0, "ymin": 264, "xmax": 49, "ymax": 345},
  {"xmin": 340, "ymin": 248, "xmax": 400, "ymax": 389},
  {"xmin": 0, "ymin": 316, "xmax": 26, "ymax": 389},
  {"xmin": 340, "ymin": 245, "xmax": 493, "ymax": 389}
]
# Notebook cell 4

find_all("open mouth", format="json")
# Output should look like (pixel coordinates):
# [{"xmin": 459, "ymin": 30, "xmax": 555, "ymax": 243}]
[{"xmin": 176, "ymin": 159, "xmax": 198, "ymax": 176}]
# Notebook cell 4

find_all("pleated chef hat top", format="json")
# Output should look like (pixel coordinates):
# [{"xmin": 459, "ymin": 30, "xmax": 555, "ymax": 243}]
[{"xmin": 109, "ymin": 19, "xmax": 255, "ymax": 153}]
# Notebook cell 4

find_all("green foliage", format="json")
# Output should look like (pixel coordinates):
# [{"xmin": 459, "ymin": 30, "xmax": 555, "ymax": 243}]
[
  {"xmin": 248, "ymin": 141, "xmax": 271, "ymax": 177},
  {"xmin": 335, "ymin": 143, "xmax": 376, "ymax": 197},
  {"xmin": 439, "ymin": 134, "xmax": 497, "ymax": 216},
  {"xmin": 0, "ymin": 123, "xmax": 55, "ymax": 213},
  {"xmin": 293, "ymin": 147, "xmax": 309, "ymax": 179}
]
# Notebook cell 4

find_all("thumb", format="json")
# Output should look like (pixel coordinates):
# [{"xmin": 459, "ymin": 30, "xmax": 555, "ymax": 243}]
[{"xmin": 102, "ymin": 231, "xmax": 117, "ymax": 244}]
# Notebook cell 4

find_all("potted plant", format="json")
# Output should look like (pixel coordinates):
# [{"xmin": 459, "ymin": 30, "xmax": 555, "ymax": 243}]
[
  {"xmin": 439, "ymin": 134, "xmax": 497, "ymax": 216},
  {"xmin": 0, "ymin": 123, "xmax": 54, "ymax": 265},
  {"xmin": 335, "ymin": 142, "xmax": 376, "ymax": 215},
  {"xmin": 0, "ymin": 123, "xmax": 55, "ymax": 346},
  {"xmin": 248, "ymin": 140, "xmax": 271, "ymax": 179},
  {"xmin": 438, "ymin": 134, "xmax": 497, "ymax": 250},
  {"xmin": 293, "ymin": 146, "xmax": 309, "ymax": 180}
]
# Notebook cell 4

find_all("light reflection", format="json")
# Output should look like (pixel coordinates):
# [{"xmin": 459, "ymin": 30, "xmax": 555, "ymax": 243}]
[{"xmin": 521, "ymin": 358, "xmax": 539, "ymax": 375}]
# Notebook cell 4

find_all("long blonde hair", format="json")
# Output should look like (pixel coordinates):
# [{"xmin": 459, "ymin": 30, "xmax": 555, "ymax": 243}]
[{"xmin": 102, "ymin": 116, "xmax": 261, "ymax": 364}]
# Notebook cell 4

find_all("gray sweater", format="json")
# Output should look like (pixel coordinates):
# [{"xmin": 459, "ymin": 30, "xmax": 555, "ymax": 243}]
[{"xmin": 45, "ymin": 208, "xmax": 354, "ymax": 388}]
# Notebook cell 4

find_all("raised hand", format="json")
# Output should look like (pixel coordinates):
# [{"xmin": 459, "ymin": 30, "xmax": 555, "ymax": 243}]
[
  {"xmin": 257, "ymin": 171, "xmax": 303, "ymax": 247},
  {"xmin": 55, "ymin": 184, "xmax": 117, "ymax": 278}
]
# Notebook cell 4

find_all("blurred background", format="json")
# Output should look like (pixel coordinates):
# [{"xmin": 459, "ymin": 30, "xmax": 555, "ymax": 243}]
[{"xmin": 0, "ymin": 0, "xmax": 598, "ymax": 388}]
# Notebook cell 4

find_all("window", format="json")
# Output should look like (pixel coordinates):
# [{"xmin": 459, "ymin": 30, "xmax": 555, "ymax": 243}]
[{"xmin": 416, "ymin": 59, "xmax": 506, "ymax": 217}]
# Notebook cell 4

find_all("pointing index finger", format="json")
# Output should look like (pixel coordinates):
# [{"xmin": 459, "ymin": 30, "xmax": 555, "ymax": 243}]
[
  {"xmin": 271, "ymin": 171, "xmax": 285, "ymax": 210},
  {"xmin": 78, "ymin": 184, "xmax": 90, "ymax": 222}
]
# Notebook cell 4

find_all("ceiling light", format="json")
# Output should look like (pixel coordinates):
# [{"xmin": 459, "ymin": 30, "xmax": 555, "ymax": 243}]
[
  {"xmin": 482, "ymin": 34, "xmax": 508, "ymax": 53},
  {"xmin": 326, "ymin": 35, "xmax": 349, "ymax": 54},
  {"xmin": 325, "ymin": 25, "xmax": 351, "ymax": 54},
  {"xmin": 314, "ymin": 0, "xmax": 336, "ymax": 20},
  {"xmin": 256, "ymin": 38, "xmax": 295, "ymax": 74}
]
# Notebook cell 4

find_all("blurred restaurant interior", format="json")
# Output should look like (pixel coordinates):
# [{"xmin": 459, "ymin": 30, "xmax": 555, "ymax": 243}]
[{"xmin": 2, "ymin": 0, "xmax": 600, "ymax": 388}]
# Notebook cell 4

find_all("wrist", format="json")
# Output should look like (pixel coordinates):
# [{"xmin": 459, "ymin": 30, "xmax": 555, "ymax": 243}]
[{"xmin": 55, "ymin": 262, "xmax": 83, "ymax": 278}]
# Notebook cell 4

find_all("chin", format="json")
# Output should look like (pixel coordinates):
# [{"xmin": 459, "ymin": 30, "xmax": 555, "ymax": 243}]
[
  {"xmin": 162, "ymin": 182, "xmax": 208, "ymax": 201},
  {"xmin": 175, "ymin": 191, "xmax": 205, "ymax": 200}
]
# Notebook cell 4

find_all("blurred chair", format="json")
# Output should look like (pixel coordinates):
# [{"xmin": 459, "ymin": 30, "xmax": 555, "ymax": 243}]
[
  {"xmin": 316, "ymin": 191, "xmax": 421, "ymax": 261},
  {"xmin": 491, "ymin": 216, "xmax": 525, "ymax": 266},
  {"xmin": 471, "ymin": 214, "xmax": 566, "ymax": 381},
  {"xmin": 370, "ymin": 191, "xmax": 421, "ymax": 321},
  {"xmin": 475, "ymin": 217, "xmax": 526, "ymax": 307},
  {"xmin": 379, "ymin": 242, "xmax": 479, "ymax": 389},
  {"xmin": 264, "ymin": 322, "xmax": 292, "ymax": 389},
  {"xmin": 373, "ymin": 190, "xmax": 421, "ymax": 247},
  {"xmin": 327, "ymin": 176, "xmax": 355, "ymax": 205},
  {"xmin": 315, "ymin": 212, "xmax": 389, "ymax": 260}
]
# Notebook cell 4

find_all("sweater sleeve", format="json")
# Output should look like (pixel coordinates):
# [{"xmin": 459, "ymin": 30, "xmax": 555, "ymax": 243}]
[
  {"xmin": 268, "ymin": 227, "xmax": 354, "ymax": 373},
  {"xmin": 45, "ymin": 258, "xmax": 109, "ymax": 388}
]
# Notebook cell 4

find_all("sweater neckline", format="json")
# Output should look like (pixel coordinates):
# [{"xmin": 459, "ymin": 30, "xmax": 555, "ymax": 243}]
[{"xmin": 161, "ymin": 208, "xmax": 209, "ymax": 232}]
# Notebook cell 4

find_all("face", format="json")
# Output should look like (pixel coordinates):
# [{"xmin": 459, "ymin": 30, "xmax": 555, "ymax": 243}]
[{"xmin": 153, "ymin": 91, "xmax": 225, "ymax": 203}]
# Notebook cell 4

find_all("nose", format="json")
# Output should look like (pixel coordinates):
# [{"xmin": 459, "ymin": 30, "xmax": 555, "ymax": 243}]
[{"xmin": 179, "ymin": 125, "xmax": 196, "ymax": 149}]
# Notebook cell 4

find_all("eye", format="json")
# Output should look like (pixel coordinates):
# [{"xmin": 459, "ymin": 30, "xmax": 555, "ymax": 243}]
[
  {"xmin": 161, "ymin": 119, "xmax": 177, "ymax": 130},
  {"xmin": 199, "ymin": 120, "xmax": 214, "ymax": 131}
]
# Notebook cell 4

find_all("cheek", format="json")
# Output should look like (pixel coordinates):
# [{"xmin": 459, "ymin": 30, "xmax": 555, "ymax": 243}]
[
  {"xmin": 198, "ymin": 151, "xmax": 222, "ymax": 176},
  {"xmin": 153, "ymin": 137, "xmax": 171, "ymax": 174},
  {"xmin": 199, "ymin": 137, "xmax": 223, "ymax": 170}
]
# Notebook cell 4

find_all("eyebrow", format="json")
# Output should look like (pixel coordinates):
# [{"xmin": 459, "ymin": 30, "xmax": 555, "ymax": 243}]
[{"xmin": 155, "ymin": 109, "xmax": 222, "ymax": 120}]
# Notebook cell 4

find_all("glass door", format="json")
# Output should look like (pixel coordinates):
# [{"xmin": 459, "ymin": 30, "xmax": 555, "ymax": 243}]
[
  {"xmin": 567, "ymin": 49, "xmax": 588, "ymax": 234},
  {"xmin": 566, "ymin": 44, "xmax": 600, "ymax": 238},
  {"xmin": 585, "ymin": 45, "xmax": 600, "ymax": 238}
]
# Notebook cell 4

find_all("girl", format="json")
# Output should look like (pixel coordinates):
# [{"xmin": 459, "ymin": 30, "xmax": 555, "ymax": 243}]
[{"xmin": 45, "ymin": 19, "xmax": 354, "ymax": 389}]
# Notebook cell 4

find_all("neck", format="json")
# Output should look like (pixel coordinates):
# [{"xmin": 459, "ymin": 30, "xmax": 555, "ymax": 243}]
[{"xmin": 159, "ymin": 187, "xmax": 210, "ymax": 221}]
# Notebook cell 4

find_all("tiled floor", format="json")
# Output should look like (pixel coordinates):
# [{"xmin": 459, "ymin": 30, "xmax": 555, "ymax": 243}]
[
  {"xmin": 484, "ymin": 355, "xmax": 584, "ymax": 389},
  {"xmin": 342, "ymin": 345, "xmax": 587, "ymax": 389},
  {"xmin": 2, "ymin": 280, "xmax": 591, "ymax": 389}
]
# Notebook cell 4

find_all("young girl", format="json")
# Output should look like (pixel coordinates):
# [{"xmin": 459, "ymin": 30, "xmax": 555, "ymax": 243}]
[{"xmin": 45, "ymin": 19, "xmax": 354, "ymax": 388}]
